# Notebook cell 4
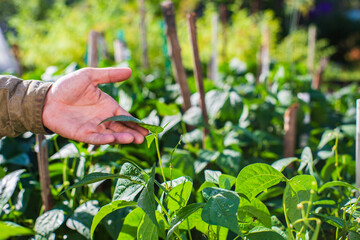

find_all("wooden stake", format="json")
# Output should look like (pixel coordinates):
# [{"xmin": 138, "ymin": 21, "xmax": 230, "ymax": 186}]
[
  {"xmin": 312, "ymin": 57, "xmax": 328, "ymax": 90},
  {"xmin": 98, "ymin": 32, "xmax": 109, "ymax": 60},
  {"xmin": 36, "ymin": 135, "xmax": 53, "ymax": 212},
  {"xmin": 88, "ymin": 30, "xmax": 99, "ymax": 68},
  {"xmin": 284, "ymin": 103, "xmax": 299, "ymax": 158},
  {"xmin": 188, "ymin": 12, "xmax": 209, "ymax": 140},
  {"xmin": 307, "ymin": 25, "xmax": 317, "ymax": 75},
  {"xmin": 161, "ymin": 1, "xmax": 191, "ymax": 111},
  {"xmin": 208, "ymin": 13, "xmax": 219, "ymax": 82},
  {"xmin": 139, "ymin": 0, "xmax": 149, "ymax": 68},
  {"xmin": 257, "ymin": 26, "xmax": 270, "ymax": 84}
]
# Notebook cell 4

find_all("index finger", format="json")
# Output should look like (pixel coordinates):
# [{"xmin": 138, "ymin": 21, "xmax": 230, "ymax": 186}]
[{"xmin": 85, "ymin": 67, "xmax": 132, "ymax": 85}]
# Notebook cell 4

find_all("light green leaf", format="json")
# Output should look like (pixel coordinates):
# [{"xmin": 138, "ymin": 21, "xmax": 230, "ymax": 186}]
[
  {"xmin": 298, "ymin": 147, "xmax": 314, "ymax": 175},
  {"xmin": 146, "ymin": 134, "xmax": 156, "ymax": 148},
  {"xmin": 219, "ymin": 174, "xmax": 236, "ymax": 190},
  {"xmin": 117, "ymin": 208, "xmax": 144, "ymax": 240},
  {"xmin": 271, "ymin": 157, "xmax": 299, "ymax": 172},
  {"xmin": 0, "ymin": 221, "xmax": 34, "ymax": 239},
  {"xmin": 155, "ymin": 101, "xmax": 179, "ymax": 116},
  {"xmin": 137, "ymin": 165, "xmax": 158, "ymax": 227},
  {"xmin": 137, "ymin": 214, "xmax": 158, "ymax": 240},
  {"xmin": 318, "ymin": 181, "xmax": 358, "ymax": 193},
  {"xmin": 246, "ymin": 226, "xmax": 286, "ymax": 240},
  {"xmin": 235, "ymin": 163, "xmax": 286, "ymax": 199},
  {"xmin": 318, "ymin": 130, "xmax": 337, "ymax": 149},
  {"xmin": 283, "ymin": 175, "xmax": 317, "ymax": 231},
  {"xmin": 166, "ymin": 177, "xmax": 193, "ymax": 212},
  {"xmin": 119, "ymin": 89, "xmax": 133, "ymax": 112},
  {"xmin": 91, "ymin": 200, "xmax": 136, "ymax": 240},
  {"xmin": 182, "ymin": 106, "xmax": 204, "ymax": 126},
  {"xmin": 201, "ymin": 188, "xmax": 242, "ymax": 236},
  {"xmin": 0, "ymin": 169, "xmax": 25, "ymax": 214},
  {"xmin": 99, "ymin": 115, "xmax": 164, "ymax": 134},
  {"xmin": 167, "ymin": 203, "xmax": 205, "ymax": 240},
  {"xmin": 60, "ymin": 172, "xmax": 134, "ymax": 195},
  {"xmin": 204, "ymin": 170, "xmax": 222, "ymax": 184},
  {"xmin": 113, "ymin": 163, "xmax": 145, "ymax": 202},
  {"xmin": 35, "ymin": 209, "xmax": 65, "ymax": 236}
]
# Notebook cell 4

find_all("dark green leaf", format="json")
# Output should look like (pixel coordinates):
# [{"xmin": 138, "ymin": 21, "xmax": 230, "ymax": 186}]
[
  {"xmin": 99, "ymin": 115, "xmax": 164, "ymax": 134},
  {"xmin": 314, "ymin": 213, "xmax": 344, "ymax": 228},
  {"xmin": 201, "ymin": 188, "xmax": 242, "ymax": 235},
  {"xmin": 60, "ymin": 172, "xmax": 133, "ymax": 195},
  {"xmin": 91, "ymin": 200, "xmax": 136, "ymax": 240},
  {"xmin": 235, "ymin": 163, "xmax": 286, "ymax": 199},
  {"xmin": 113, "ymin": 163, "xmax": 145, "ymax": 202},
  {"xmin": 167, "ymin": 203, "xmax": 205, "ymax": 240},
  {"xmin": 0, "ymin": 169, "xmax": 25, "ymax": 214},
  {"xmin": 137, "ymin": 165, "xmax": 158, "ymax": 227},
  {"xmin": 0, "ymin": 221, "xmax": 34, "ymax": 239},
  {"xmin": 35, "ymin": 209, "xmax": 65, "ymax": 236}
]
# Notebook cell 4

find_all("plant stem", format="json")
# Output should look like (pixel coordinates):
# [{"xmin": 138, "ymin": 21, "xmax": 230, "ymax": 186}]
[
  {"xmin": 187, "ymin": 218, "xmax": 193, "ymax": 240},
  {"xmin": 333, "ymin": 132, "xmax": 342, "ymax": 181},
  {"xmin": 155, "ymin": 134, "xmax": 169, "ymax": 190},
  {"xmin": 154, "ymin": 194, "xmax": 171, "ymax": 222}
]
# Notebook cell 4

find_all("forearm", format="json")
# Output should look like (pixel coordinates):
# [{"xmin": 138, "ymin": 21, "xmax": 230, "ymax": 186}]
[{"xmin": 0, "ymin": 75, "xmax": 53, "ymax": 137}]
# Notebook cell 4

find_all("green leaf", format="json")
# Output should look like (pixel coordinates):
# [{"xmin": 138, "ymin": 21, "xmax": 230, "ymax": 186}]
[
  {"xmin": 318, "ymin": 130, "xmax": 337, "ymax": 149},
  {"xmin": 246, "ymin": 226, "xmax": 286, "ymax": 240},
  {"xmin": 283, "ymin": 175, "xmax": 317, "ymax": 231},
  {"xmin": 99, "ymin": 115, "xmax": 164, "ymax": 134},
  {"xmin": 298, "ymin": 147, "xmax": 314, "ymax": 175},
  {"xmin": 314, "ymin": 213, "xmax": 344, "ymax": 228},
  {"xmin": 235, "ymin": 163, "xmax": 286, "ymax": 199},
  {"xmin": 35, "ymin": 209, "xmax": 65, "ymax": 236},
  {"xmin": 216, "ymin": 149, "xmax": 242, "ymax": 175},
  {"xmin": 146, "ymin": 134, "xmax": 156, "ymax": 148},
  {"xmin": 201, "ymin": 188, "xmax": 242, "ymax": 235},
  {"xmin": 219, "ymin": 174, "xmax": 236, "ymax": 190},
  {"xmin": 166, "ymin": 177, "xmax": 193, "ymax": 212},
  {"xmin": 238, "ymin": 198, "xmax": 271, "ymax": 231},
  {"xmin": 204, "ymin": 170, "xmax": 222, "ymax": 184},
  {"xmin": 137, "ymin": 165, "xmax": 158, "ymax": 227},
  {"xmin": 60, "ymin": 172, "xmax": 133, "ymax": 195},
  {"xmin": 117, "ymin": 208, "xmax": 144, "ymax": 240},
  {"xmin": 66, "ymin": 201, "xmax": 99, "ymax": 239},
  {"xmin": 0, "ymin": 221, "xmax": 34, "ymax": 239},
  {"xmin": 318, "ymin": 181, "xmax": 358, "ymax": 193},
  {"xmin": 137, "ymin": 214, "xmax": 158, "ymax": 240},
  {"xmin": 167, "ymin": 203, "xmax": 205, "ymax": 240},
  {"xmin": 271, "ymin": 157, "xmax": 299, "ymax": 172},
  {"xmin": 0, "ymin": 169, "xmax": 25, "ymax": 214},
  {"xmin": 113, "ymin": 163, "xmax": 145, "ymax": 202},
  {"xmin": 182, "ymin": 107, "xmax": 204, "ymax": 126},
  {"xmin": 155, "ymin": 101, "xmax": 179, "ymax": 116},
  {"xmin": 91, "ymin": 200, "xmax": 136, "ymax": 240}
]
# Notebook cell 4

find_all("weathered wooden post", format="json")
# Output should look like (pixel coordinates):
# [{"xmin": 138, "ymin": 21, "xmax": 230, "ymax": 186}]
[
  {"xmin": 139, "ymin": 0, "xmax": 149, "ymax": 68},
  {"xmin": 356, "ymin": 100, "xmax": 360, "ymax": 190},
  {"xmin": 188, "ymin": 12, "xmax": 209, "ymax": 142},
  {"xmin": 208, "ymin": 13, "xmax": 219, "ymax": 82},
  {"xmin": 257, "ymin": 26, "xmax": 270, "ymax": 84},
  {"xmin": 99, "ymin": 32, "xmax": 109, "ymax": 60},
  {"xmin": 161, "ymin": 1, "xmax": 191, "ymax": 111},
  {"xmin": 307, "ymin": 25, "xmax": 317, "ymax": 75},
  {"xmin": 312, "ymin": 57, "xmax": 328, "ymax": 90},
  {"xmin": 88, "ymin": 30, "xmax": 99, "ymax": 68},
  {"xmin": 36, "ymin": 135, "xmax": 53, "ymax": 212},
  {"xmin": 284, "ymin": 103, "xmax": 299, "ymax": 158}
]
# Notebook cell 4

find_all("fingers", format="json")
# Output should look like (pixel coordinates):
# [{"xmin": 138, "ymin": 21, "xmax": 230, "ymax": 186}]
[
  {"xmin": 115, "ymin": 108, "xmax": 149, "ymax": 136},
  {"xmin": 107, "ymin": 122, "xmax": 146, "ymax": 144},
  {"xmin": 86, "ymin": 132, "xmax": 136, "ymax": 145},
  {"xmin": 83, "ymin": 67, "xmax": 132, "ymax": 85}
]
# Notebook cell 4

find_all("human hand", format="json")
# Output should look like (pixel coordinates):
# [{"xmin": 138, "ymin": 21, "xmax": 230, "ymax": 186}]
[{"xmin": 42, "ymin": 67, "xmax": 148, "ymax": 145}]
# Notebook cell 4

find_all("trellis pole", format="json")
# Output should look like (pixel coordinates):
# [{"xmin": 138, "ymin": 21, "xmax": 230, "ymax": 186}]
[
  {"xmin": 139, "ymin": 0, "xmax": 149, "ymax": 68},
  {"xmin": 188, "ymin": 12, "xmax": 209, "ymax": 143},
  {"xmin": 284, "ymin": 103, "xmax": 299, "ymax": 158},
  {"xmin": 88, "ymin": 30, "xmax": 99, "ymax": 68},
  {"xmin": 307, "ymin": 25, "xmax": 317, "ymax": 75},
  {"xmin": 161, "ymin": 1, "xmax": 191, "ymax": 111}
]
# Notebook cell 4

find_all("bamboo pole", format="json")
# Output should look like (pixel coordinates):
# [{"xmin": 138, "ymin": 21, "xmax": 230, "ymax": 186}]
[
  {"xmin": 356, "ymin": 99, "xmax": 360, "ymax": 189},
  {"xmin": 161, "ymin": 1, "xmax": 191, "ymax": 111},
  {"xmin": 139, "ymin": 0, "xmax": 149, "ymax": 68},
  {"xmin": 88, "ymin": 30, "xmax": 99, "ymax": 68},
  {"xmin": 36, "ymin": 135, "xmax": 53, "ymax": 212},
  {"xmin": 99, "ymin": 32, "xmax": 109, "ymax": 60},
  {"xmin": 284, "ymin": 103, "xmax": 299, "ymax": 158},
  {"xmin": 307, "ymin": 25, "xmax": 317, "ymax": 75},
  {"xmin": 312, "ymin": 57, "xmax": 328, "ymax": 90},
  {"xmin": 257, "ymin": 26, "xmax": 270, "ymax": 84},
  {"xmin": 187, "ymin": 12, "xmax": 209, "ymax": 141}
]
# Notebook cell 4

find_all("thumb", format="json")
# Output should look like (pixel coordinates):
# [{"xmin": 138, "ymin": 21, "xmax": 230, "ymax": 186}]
[{"xmin": 86, "ymin": 67, "xmax": 132, "ymax": 85}]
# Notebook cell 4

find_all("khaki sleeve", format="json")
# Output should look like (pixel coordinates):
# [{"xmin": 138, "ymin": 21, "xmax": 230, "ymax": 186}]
[{"xmin": 0, "ymin": 75, "xmax": 53, "ymax": 137}]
